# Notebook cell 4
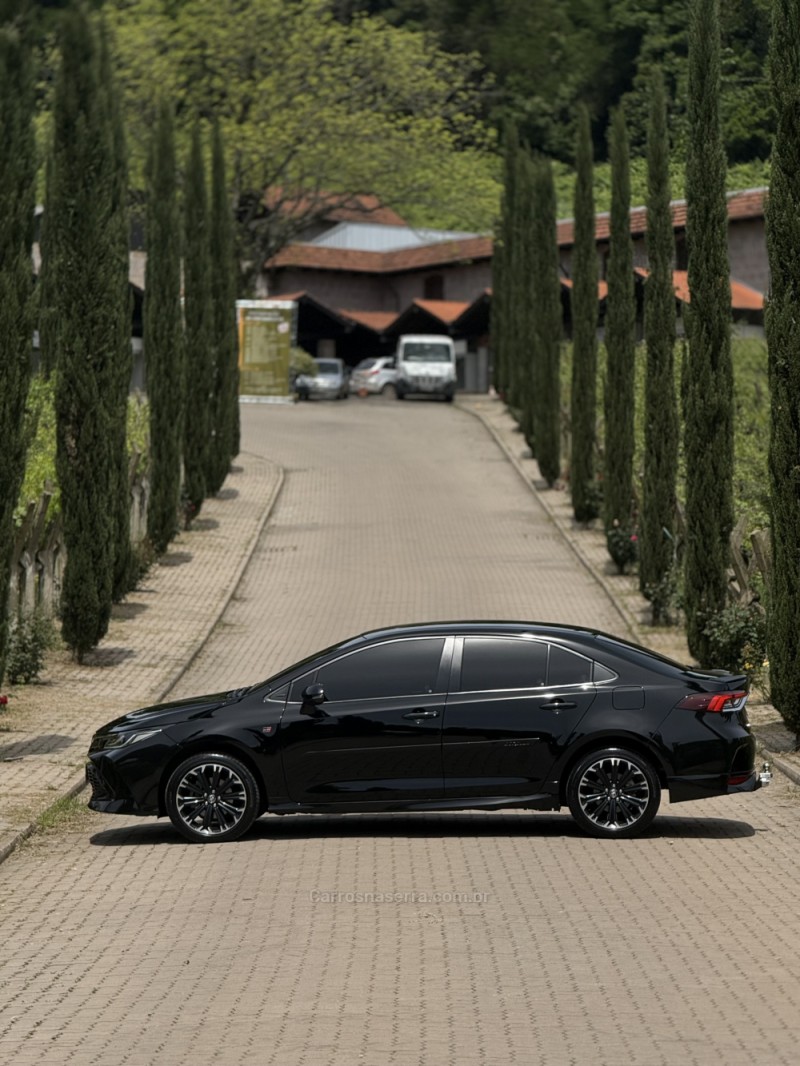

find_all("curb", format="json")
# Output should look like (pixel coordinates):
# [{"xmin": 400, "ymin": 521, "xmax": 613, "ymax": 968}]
[{"xmin": 0, "ymin": 456, "xmax": 286, "ymax": 868}]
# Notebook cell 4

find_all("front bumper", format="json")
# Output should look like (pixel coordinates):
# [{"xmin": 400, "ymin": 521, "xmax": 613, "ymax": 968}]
[{"xmin": 86, "ymin": 733, "xmax": 178, "ymax": 816}]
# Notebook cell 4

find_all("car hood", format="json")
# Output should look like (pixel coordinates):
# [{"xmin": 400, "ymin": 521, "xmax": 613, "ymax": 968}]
[{"xmin": 96, "ymin": 688, "xmax": 250, "ymax": 734}]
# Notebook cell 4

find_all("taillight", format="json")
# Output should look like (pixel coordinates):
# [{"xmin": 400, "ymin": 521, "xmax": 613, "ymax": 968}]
[{"xmin": 677, "ymin": 691, "xmax": 747, "ymax": 713}]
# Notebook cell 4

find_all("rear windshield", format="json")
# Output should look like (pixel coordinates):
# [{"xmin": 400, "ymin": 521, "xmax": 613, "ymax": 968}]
[
  {"xmin": 401, "ymin": 342, "xmax": 453, "ymax": 363},
  {"xmin": 355, "ymin": 359, "xmax": 377, "ymax": 371},
  {"xmin": 316, "ymin": 360, "xmax": 341, "ymax": 375}
]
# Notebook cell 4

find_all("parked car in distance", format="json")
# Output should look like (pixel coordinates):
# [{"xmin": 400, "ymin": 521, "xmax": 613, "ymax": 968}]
[
  {"xmin": 349, "ymin": 356, "xmax": 397, "ymax": 396},
  {"xmin": 86, "ymin": 621, "xmax": 769, "ymax": 844},
  {"xmin": 395, "ymin": 334, "xmax": 456, "ymax": 401},
  {"xmin": 295, "ymin": 357, "xmax": 349, "ymax": 400}
]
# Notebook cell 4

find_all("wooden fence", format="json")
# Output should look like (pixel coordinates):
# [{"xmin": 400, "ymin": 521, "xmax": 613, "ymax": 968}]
[{"xmin": 8, "ymin": 455, "xmax": 149, "ymax": 622}]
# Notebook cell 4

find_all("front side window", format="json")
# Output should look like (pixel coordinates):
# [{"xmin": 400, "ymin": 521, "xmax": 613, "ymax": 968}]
[{"xmin": 311, "ymin": 638, "xmax": 446, "ymax": 701}]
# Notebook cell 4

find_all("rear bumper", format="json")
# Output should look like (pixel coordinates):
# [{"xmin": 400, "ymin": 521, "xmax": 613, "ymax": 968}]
[{"xmin": 668, "ymin": 767, "xmax": 768, "ymax": 803}]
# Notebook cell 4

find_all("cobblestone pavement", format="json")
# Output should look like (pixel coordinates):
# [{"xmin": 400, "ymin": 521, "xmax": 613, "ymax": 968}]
[{"xmin": 1, "ymin": 396, "xmax": 799, "ymax": 1066}]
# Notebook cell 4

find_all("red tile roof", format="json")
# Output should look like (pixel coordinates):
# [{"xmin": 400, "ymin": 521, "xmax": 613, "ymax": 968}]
[
  {"xmin": 634, "ymin": 267, "xmax": 764, "ymax": 310},
  {"xmin": 268, "ymin": 235, "xmax": 493, "ymax": 274},
  {"xmin": 412, "ymin": 298, "xmax": 471, "ymax": 324},
  {"xmin": 338, "ymin": 308, "xmax": 399, "ymax": 331},
  {"xmin": 557, "ymin": 188, "xmax": 767, "ymax": 247}
]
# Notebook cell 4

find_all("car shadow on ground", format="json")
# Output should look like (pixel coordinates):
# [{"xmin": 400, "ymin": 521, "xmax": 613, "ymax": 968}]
[{"xmin": 89, "ymin": 811, "xmax": 756, "ymax": 847}]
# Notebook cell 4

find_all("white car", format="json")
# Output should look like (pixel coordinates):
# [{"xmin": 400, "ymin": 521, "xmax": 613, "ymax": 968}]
[{"xmin": 349, "ymin": 356, "xmax": 397, "ymax": 396}]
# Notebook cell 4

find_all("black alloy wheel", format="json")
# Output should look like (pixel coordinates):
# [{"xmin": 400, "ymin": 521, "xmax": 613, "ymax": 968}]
[
  {"xmin": 165, "ymin": 753, "xmax": 260, "ymax": 843},
  {"xmin": 566, "ymin": 748, "xmax": 660, "ymax": 838}
]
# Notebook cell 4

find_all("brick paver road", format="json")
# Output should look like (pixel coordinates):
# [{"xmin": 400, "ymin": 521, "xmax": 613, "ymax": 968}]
[{"xmin": 1, "ymin": 399, "xmax": 799, "ymax": 1066}]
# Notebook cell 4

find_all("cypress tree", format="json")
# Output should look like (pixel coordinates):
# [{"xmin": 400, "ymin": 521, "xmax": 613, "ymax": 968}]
[
  {"xmin": 182, "ymin": 120, "xmax": 212, "ymax": 518},
  {"xmin": 531, "ymin": 155, "xmax": 562, "ymax": 487},
  {"xmin": 492, "ymin": 123, "xmax": 518, "ymax": 400},
  {"xmin": 50, "ymin": 2, "xmax": 118, "ymax": 658},
  {"xmin": 603, "ymin": 105, "xmax": 636, "ymax": 565},
  {"xmin": 207, "ymin": 120, "xmax": 240, "ymax": 494},
  {"xmin": 144, "ymin": 98, "xmax": 184, "ymax": 555},
  {"xmin": 765, "ymin": 0, "xmax": 800, "ymax": 739},
  {"xmin": 99, "ymin": 22, "xmax": 135, "ymax": 601},
  {"xmin": 640, "ymin": 68, "xmax": 679, "ymax": 622},
  {"xmin": 517, "ymin": 150, "xmax": 537, "ymax": 452},
  {"xmin": 683, "ymin": 0, "xmax": 734, "ymax": 664},
  {"xmin": 0, "ymin": 2, "xmax": 36, "ymax": 684},
  {"xmin": 570, "ymin": 105, "xmax": 600, "ymax": 523}
]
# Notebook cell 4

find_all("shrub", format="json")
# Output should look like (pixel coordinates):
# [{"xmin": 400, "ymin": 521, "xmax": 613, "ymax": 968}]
[
  {"xmin": 702, "ymin": 603, "xmax": 767, "ymax": 688},
  {"xmin": 606, "ymin": 522, "xmax": 638, "ymax": 574},
  {"xmin": 6, "ymin": 611, "xmax": 57, "ymax": 685}
]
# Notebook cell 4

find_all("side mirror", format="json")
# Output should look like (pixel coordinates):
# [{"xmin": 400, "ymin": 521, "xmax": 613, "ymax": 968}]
[{"xmin": 300, "ymin": 683, "xmax": 328, "ymax": 716}]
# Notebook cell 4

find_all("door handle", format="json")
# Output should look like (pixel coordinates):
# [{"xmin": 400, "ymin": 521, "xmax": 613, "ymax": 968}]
[
  {"xmin": 540, "ymin": 699, "xmax": 577, "ymax": 710},
  {"xmin": 402, "ymin": 709, "xmax": 440, "ymax": 719}
]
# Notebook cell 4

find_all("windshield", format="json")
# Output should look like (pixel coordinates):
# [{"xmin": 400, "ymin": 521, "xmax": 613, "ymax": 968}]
[
  {"xmin": 316, "ymin": 360, "xmax": 341, "ymax": 375},
  {"xmin": 355, "ymin": 358, "xmax": 377, "ymax": 371},
  {"xmin": 401, "ymin": 342, "xmax": 453, "ymax": 363}
]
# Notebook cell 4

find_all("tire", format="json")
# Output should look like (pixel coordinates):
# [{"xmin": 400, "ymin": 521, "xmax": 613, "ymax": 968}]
[
  {"xmin": 396, "ymin": 387, "xmax": 406, "ymax": 400},
  {"xmin": 165, "ymin": 752, "xmax": 260, "ymax": 843},
  {"xmin": 566, "ymin": 747, "xmax": 660, "ymax": 839},
  {"xmin": 380, "ymin": 383, "xmax": 397, "ymax": 400},
  {"xmin": 443, "ymin": 391, "xmax": 455, "ymax": 403}
]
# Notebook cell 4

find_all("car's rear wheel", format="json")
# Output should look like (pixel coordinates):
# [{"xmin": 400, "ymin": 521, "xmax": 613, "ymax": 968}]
[
  {"xmin": 566, "ymin": 748, "xmax": 660, "ymax": 838},
  {"xmin": 165, "ymin": 753, "xmax": 260, "ymax": 843},
  {"xmin": 381, "ymin": 383, "xmax": 397, "ymax": 400}
]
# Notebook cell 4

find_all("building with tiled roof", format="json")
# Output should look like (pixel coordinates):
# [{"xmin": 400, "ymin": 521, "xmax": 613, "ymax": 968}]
[{"xmin": 260, "ymin": 185, "xmax": 768, "ymax": 390}]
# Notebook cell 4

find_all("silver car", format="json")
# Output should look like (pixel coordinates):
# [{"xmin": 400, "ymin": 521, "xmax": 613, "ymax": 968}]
[
  {"xmin": 349, "ymin": 356, "xmax": 397, "ymax": 396},
  {"xmin": 295, "ymin": 357, "xmax": 349, "ymax": 401}
]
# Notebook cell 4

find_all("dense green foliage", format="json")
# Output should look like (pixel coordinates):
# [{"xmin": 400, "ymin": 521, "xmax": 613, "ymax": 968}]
[
  {"xmin": 603, "ymin": 105, "xmax": 636, "ymax": 566},
  {"xmin": 144, "ymin": 99, "xmax": 184, "ymax": 554},
  {"xmin": 570, "ymin": 106, "xmax": 600, "ymax": 524},
  {"xmin": 333, "ymin": 1, "xmax": 773, "ymax": 166},
  {"xmin": 0, "ymin": 1, "xmax": 36, "ymax": 685},
  {"xmin": 530, "ymin": 156, "xmax": 562, "ymax": 488},
  {"xmin": 50, "ymin": 2, "xmax": 121, "ymax": 659},
  {"xmin": 183, "ymin": 121, "xmax": 212, "ymax": 518},
  {"xmin": 639, "ymin": 68, "xmax": 679, "ymax": 622},
  {"xmin": 207, "ymin": 120, "xmax": 240, "ymax": 493},
  {"xmin": 683, "ymin": 0, "xmax": 734, "ymax": 665},
  {"xmin": 765, "ymin": 0, "xmax": 800, "ymax": 738}
]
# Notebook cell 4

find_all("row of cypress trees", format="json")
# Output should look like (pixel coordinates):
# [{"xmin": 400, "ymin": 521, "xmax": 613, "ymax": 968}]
[
  {"xmin": 0, "ymin": 1, "xmax": 240, "ymax": 674},
  {"xmin": 0, "ymin": 0, "xmax": 36, "ymax": 685},
  {"xmin": 495, "ymin": 0, "xmax": 800, "ymax": 737}
]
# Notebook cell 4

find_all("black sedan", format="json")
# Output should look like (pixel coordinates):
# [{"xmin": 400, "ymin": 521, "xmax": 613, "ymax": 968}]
[{"xmin": 86, "ymin": 622, "xmax": 769, "ymax": 843}]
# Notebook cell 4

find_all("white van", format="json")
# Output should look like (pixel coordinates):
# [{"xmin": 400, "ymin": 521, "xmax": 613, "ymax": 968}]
[{"xmin": 394, "ymin": 334, "xmax": 456, "ymax": 402}]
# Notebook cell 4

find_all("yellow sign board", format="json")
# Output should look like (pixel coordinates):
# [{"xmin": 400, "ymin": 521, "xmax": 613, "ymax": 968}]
[{"xmin": 237, "ymin": 300, "xmax": 296, "ymax": 398}]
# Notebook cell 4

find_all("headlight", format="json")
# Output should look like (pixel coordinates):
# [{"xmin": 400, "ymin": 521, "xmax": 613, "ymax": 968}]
[{"xmin": 89, "ymin": 729, "xmax": 162, "ymax": 753}]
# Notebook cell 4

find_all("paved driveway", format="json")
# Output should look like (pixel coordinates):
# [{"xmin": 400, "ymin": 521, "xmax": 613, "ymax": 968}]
[{"xmin": 1, "ymin": 399, "xmax": 798, "ymax": 1066}]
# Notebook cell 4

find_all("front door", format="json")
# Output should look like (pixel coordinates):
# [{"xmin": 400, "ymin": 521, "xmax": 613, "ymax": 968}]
[
  {"xmin": 280, "ymin": 637, "xmax": 450, "ymax": 804},
  {"xmin": 442, "ymin": 636, "xmax": 597, "ymax": 798}
]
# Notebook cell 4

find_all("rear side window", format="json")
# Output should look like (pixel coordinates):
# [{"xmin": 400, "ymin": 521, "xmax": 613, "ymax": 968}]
[
  {"xmin": 459, "ymin": 638, "xmax": 548, "ymax": 691},
  {"xmin": 548, "ymin": 644, "xmax": 593, "ymax": 686},
  {"xmin": 311, "ymin": 638, "xmax": 446, "ymax": 701}
]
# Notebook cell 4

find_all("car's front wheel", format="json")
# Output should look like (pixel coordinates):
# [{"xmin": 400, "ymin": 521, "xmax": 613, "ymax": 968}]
[
  {"xmin": 165, "ymin": 753, "xmax": 260, "ymax": 843},
  {"xmin": 566, "ymin": 748, "xmax": 660, "ymax": 838}
]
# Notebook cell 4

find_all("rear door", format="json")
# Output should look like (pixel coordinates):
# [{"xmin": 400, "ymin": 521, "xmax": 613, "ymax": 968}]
[{"xmin": 442, "ymin": 636, "xmax": 597, "ymax": 798}]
